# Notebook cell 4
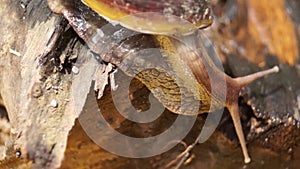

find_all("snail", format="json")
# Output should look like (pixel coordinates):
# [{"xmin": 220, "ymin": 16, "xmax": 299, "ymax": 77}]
[{"xmin": 47, "ymin": 0, "xmax": 280, "ymax": 164}]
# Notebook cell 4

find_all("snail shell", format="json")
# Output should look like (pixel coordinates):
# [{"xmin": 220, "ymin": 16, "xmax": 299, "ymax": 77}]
[
  {"xmin": 81, "ymin": 0, "xmax": 213, "ymax": 35},
  {"xmin": 47, "ymin": 0, "xmax": 280, "ymax": 164}
]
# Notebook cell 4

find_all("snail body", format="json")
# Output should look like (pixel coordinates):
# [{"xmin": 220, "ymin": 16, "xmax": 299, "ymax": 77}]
[
  {"xmin": 47, "ymin": 0, "xmax": 280, "ymax": 164},
  {"xmin": 104, "ymin": 32, "xmax": 278, "ymax": 164}
]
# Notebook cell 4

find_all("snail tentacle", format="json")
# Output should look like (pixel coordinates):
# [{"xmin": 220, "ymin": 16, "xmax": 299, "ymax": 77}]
[
  {"xmin": 227, "ymin": 100, "xmax": 251, "ymax": 164},
  {"xmin": 234, "ymin": 66, "xmax": 279, "ymax": 87},
  {"xmin": 226, "ymin": 65, "xmax": 279, "ymax": 163}
]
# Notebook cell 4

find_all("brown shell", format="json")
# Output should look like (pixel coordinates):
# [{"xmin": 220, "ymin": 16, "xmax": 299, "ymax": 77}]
[{"xmin": 81, "ymin": 0, "xmax": 213, "ymax": 35}]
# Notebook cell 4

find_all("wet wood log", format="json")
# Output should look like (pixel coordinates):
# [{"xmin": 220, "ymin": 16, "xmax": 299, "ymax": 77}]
[{"xmin": 0, "ymin": 0, "xmax": 84, "ymax": 168}]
